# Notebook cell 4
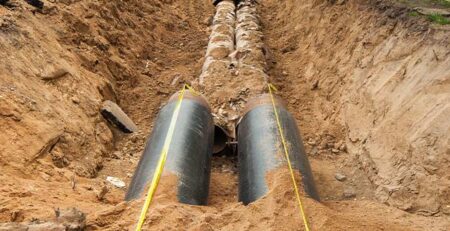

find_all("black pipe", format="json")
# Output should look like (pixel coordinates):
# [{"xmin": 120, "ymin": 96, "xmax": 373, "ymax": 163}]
[
  {"xmin": 125, "ymin": 92, "xmax": 214, "ymax": 205},
  {"xmin": 213, "ymin": 125, "xmax": 231, "ymax": 154},
  {"xmin": 237, "ymin": 94, "xmax": 320, "ymax": 204}
]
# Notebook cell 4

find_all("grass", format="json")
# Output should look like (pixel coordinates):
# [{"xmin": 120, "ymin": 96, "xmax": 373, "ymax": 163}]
[
  {"xmin": 427, "ymin": 13, "xmax": 450, "ymax": 24},
  {"xmin": 435, "ymin": 0, "xmax": 450, "ymax": 8}
]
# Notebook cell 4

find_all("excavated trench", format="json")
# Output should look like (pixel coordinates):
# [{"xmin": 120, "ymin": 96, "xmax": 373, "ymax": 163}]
[{"xmin": 0, "ymin": 0, "xmax": 449, "ymax": 230}]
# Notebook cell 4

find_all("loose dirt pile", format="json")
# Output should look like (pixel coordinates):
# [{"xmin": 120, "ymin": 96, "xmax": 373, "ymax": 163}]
[{"xmin": 0, "ymin": 0, "xmax": 449, "ymax": 230}]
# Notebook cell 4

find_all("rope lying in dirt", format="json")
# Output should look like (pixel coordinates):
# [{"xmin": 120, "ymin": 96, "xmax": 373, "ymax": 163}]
[
  {"xmin": 134, "ymin": 85, "xmax": 199, "ymax": 231},
  {"xmin": 268, "ymin": 83, "xmax": 311, "ymax": 231}
]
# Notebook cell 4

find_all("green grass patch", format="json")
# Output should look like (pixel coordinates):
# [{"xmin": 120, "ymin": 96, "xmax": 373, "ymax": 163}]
[
  {"xmin": 427, "ymin": 13, "xmax": 450, "ymax": 24},
  {"xmin": 408, "ymin": 11, "xmax": 420, "ymax": 16},
  {"xmin": 436, "ymin": 0, "xmax": 450, "ymax": 8}
]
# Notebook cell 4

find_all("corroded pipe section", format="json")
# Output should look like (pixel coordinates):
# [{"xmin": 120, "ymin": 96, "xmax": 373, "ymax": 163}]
[
  {"xmin": 200, "ymin": 0, "xmax": 236, "ymax": 85},
  {"xmin": 238, "ymin": 95, "xmax": 320, "ymax": 204},
  {"xmin": 125, "ymin": 92, "xmax": 214, "ymax": 205},
  {"xmin": 235, "ymin": 0, "xmax": 268, "ymax": 80}
]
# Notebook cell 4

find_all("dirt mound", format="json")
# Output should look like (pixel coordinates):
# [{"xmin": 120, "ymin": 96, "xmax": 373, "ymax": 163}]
[{"xmin": 87, "ymin": 169, "xmax": 448, "ymax": 230}]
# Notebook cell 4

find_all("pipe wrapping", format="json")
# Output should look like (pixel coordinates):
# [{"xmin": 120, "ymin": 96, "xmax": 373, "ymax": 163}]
[
  {"xmin": 235, "ymin": 0, "xmax": 268, "ymax": 81},
  {"xmin": 200, "ymin": 0, "xmax": 236, "ymax": 85},
  {"xmin": 125, "ymin": 92, "xmax": 214, "ymax": 205},
  {"xmin": 238, "ymin": 95, "xmax": 320, "ymax": 204}
]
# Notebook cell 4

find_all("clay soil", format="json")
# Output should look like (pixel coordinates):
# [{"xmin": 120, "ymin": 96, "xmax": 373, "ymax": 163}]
[{"xmin": 0, "ymin": 0, "xmax": 449, "ymax": 230}]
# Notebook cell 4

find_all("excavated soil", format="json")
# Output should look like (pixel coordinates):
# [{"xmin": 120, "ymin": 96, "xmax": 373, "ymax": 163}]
[{"xmin": 0, "ymin": 0, "xmax": 449, "ymax": 230}]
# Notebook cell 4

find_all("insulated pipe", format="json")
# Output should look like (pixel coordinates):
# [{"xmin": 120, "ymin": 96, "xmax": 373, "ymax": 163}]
[
  {"xmin": 235, "ymin": 0, "xmax": 268, "ymax": 80},
  {"xmin": 125, "ymin": 92, "xmax": 214, "ymax": 205},
  {"xmin": 200, "ymin": 0, "xmax": 236, "ymax": 85},
  {"xmin": 237, "ymin": 95, "xmax": 320, "ymax": 204},
  {"xmin": 200, "ymin": 1, "xmax": 236, "ymax": 84}
]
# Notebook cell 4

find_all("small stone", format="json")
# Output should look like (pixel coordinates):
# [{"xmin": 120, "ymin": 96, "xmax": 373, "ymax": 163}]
[
  {"xmin": 96, "ymin": 185, "xmax": 108, "ymax": 200},
  {"xmin": 112, "ymin": 151, "xmax": 121, "ymax": 159},
  {"xmin": 40, "ymin": 172, "xmax": 50, "ymax": 181},
  {"xmin": 442, "ymin": 205, "xmax": 450, "ymax": 215},
  {"xmin": 39, "ymin": 67, "xmax": 69, "ymax": 80},
  {"xmin": 310, "ymin": 146, "xmax": 318, "ymax": 155},
  {"xmin": 331, "ymin": 148, "xmax": 340, "ymax": 153},
  {"xmin": 334, "ymin": 141, "xmax": 342, "ymax": 150},
  {"xmin": 339, "ymin": 143, "xmax": 347, "ymax": 152},
  {"xmin": 423, "ymin": 165, "xmax": 438, "ymax": 174},
  {"xmin": 157, "ymin": 88, "xmax": 170, "ymax": 95},
  {"xmin": 282, "ymin": 71, "xmax": 288, "ymax": 76},
  {"xmin": 335, "ymin": 173, "xmax": 347, "ymax": 181},
  {"xmin": 106, "ymin": 176, "xmax": 125, "ymax": 188},
  {"xmin": 311, "ymin": 79, "xmax": 319, "ymax": 90},
  {"xmin": 71, "ymin": 96, "xmax": 80, "ymax": 104},
  {"xmin": 343, "ymin": 188, "xmax": 356, "ymax": 198}
]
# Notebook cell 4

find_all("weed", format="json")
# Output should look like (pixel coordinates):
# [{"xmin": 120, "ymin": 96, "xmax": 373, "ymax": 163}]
[
  {"xmin": 409, "ymin": 11, "xmax": 420, "ymax": 17},
  {"xmin": 427, "ymin": 13, "xmax": 450, "ymax": 25}
]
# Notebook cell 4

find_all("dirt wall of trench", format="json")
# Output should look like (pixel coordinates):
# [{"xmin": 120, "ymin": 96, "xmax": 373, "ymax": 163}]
[{"xmin": 261, "ymin": 0, "xmax": 450, "ymax": 215}]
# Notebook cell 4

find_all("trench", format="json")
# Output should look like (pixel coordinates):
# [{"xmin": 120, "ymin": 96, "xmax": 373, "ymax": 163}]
[
  {"xmin": 115, "ymin": 1, "xmax": 446, "ymax": 219},
  {"xmin": 126, "ymin": 0, "xmax": 319, "ymax": 207},
  {"xmin": 0, "ymin": 0, "xmax": 449, "ymax": 229}
]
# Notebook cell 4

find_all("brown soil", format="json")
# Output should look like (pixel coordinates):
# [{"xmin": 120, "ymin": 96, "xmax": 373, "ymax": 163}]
[{"xmin": 0, "ymin": 0, "xmax": 449, "ymax": 230}]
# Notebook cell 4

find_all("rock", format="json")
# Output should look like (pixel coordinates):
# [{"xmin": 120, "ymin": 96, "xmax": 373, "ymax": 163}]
[
  {"xmin": 157, "ymin": 88, "xmax": 170, "ymax": 95},
  {"xmin": 339, "ymin": 143, "xmax": 347, "ymax": 152},
  {"xmin": 331, "ymin": 148, "xmax": 340, "ymax": 153},
  {"xmin": 311, "ymin": 79, "xmax": 319, "ymax": 90},
  {"xmin": 55, "ymin": 208, "xmax": 86, "ymax": 229},
  {"xmin": 343, "ymin": 188, "xmax": 356, "ymax": 198},
  {"xmin": 442, "ymin": 205, "xmax": 450, "ymax": 215},
  {"xmin": 106, "ymin": 176, "xmax": 126, "ymax": 188},
  {"xmin": 71, "ymin": 96, "xmax": 80, "ymax": 104},
  {"xmin": 96, "ymin": 185, "xmax": 108, "ymax": 200},
  {"xmin": 39, "ymin": 67, "xmax": 69, "ymax": 80},
  {"xmin": 310, "ymin": 146, "xmax": 318, "ymax": 155},
  {"xmin": 101, "ymin": 100, "xmax": 138, "ymax": 133},
  {"xmin": 335, "ymin": 173, "xmax": 347, "ymax": 181},
  {"xmin": 282, "ymin": 71, "xmax": 288, "ymax": 76},
  {"xmin": 423, "ymin": 165, "xmax": 438, "ymax": 174},
  {"xmin": 415, "ymin": 7, "xmax": 450, "ymax": 17}
]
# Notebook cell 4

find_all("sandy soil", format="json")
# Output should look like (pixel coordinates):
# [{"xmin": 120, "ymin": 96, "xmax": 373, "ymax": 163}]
[{"xmin": 0, "ymin": 0, "xmax": 449, "ymax": 230}]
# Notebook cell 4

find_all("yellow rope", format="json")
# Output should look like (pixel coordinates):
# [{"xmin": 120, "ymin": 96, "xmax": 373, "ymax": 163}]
[
  {"xmin": 268, "ymin": 83, "xmax": 311, "ymax": 231},
  {"xmin": 135, "ymin": 84, "xmax": 198, "ymax": 231}
]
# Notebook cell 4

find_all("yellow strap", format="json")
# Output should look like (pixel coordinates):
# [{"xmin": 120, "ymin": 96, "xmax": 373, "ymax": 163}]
[
  {"xmin": 135, "ymin": 84, "xmax": 197, "ymax": 231},
  {"xmin": 268, "ymin": 83, "xmax": 311, "ymax": 231}
]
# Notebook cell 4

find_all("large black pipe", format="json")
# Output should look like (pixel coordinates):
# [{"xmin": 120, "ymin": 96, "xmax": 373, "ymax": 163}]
[
  {"xmin": 125, "ymin": 92, "xmax": 214, "ymax": 205},
  {"xmin": 237, "ymin": 94, "xmax": 320, "ymax": 204}
]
